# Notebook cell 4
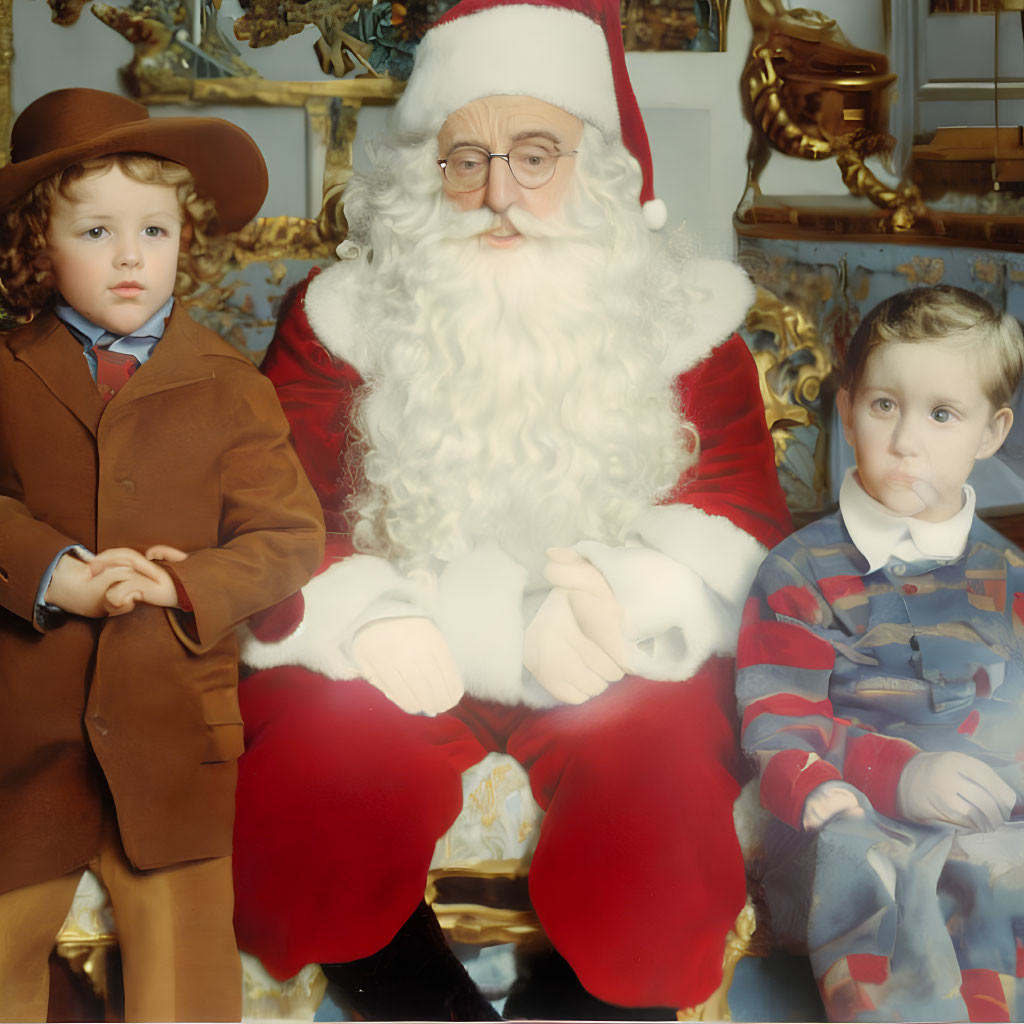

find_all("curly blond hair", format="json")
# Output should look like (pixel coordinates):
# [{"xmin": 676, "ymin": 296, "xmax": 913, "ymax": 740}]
[{"xmin": 0, "ymin": 152, "xmax": 217, "ymax": 321}]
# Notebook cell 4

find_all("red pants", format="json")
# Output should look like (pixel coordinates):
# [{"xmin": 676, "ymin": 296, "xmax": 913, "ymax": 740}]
[{"xmin": 232, "ymin": 657, "xmax": 747, "ymax": 1009}]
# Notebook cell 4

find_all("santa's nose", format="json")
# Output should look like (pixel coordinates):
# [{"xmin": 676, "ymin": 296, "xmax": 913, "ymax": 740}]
[{"xmin": 484, "ymin": 156, "xmax": 521, "ymax": 214}]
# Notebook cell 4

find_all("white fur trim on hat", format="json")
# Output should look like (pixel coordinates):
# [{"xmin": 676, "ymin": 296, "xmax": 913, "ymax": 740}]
[{"xmin": 396, "ymin": 5, "xmax": 620, "ymax": 137}]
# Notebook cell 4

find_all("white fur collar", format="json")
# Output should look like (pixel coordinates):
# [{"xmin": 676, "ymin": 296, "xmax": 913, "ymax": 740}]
[{"xmin": 305, "ymin": 251, "xmax": 754, "ymax": 378}]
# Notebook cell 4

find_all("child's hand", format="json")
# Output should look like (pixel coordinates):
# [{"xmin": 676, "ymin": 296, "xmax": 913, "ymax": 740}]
[
  {"xmin": 144, "ymin": 544, "xmax": 189, "ymax": 564},
  {"xmin": 45, "ymin": 552, "xmax": 138, "ymax": 618},
  {"xmin": 102, "ymin": 565, "xmax": 179, "ymax": 613},
  {"xmin": 802, "ymin": 780, "xmax": 865, "ymax": 830},
  {"xmin": 897, "ymin": 751, "xmax": 1016, "ymax": 832},
  {"xmin": 87, "ymin": 547, "xmax": 181, "ymax": 613}
]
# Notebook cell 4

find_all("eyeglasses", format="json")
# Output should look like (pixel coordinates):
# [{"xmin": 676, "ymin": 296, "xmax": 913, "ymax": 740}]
[{"xmin": 438, "ymin": 144, "xmax": 578, "ymax": 192}]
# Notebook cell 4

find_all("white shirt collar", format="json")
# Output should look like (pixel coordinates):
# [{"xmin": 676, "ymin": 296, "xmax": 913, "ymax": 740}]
[{"xmin": 839, "ymin": 468, "xmax": 975, "ymax": 574}]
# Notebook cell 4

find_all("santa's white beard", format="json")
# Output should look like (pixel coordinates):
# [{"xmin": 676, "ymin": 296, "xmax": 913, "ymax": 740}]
[{"xmin": 347, "ymin": 182, "xmax": 696, "ymax": 577}]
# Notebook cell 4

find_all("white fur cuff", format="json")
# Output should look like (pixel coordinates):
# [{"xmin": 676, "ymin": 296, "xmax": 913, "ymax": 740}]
[
  {"xmin": 239, "ymin": 555, "xmax": 428, "ymax": 679},
  {"xmin": 575, "ymin": 539, "xmax": 736, "ymax": 681},
  {"xmin": 628, "ymin": 504, "xmax": 768, "ymax": 611},
  {"xmin": 574, "ymin": 504, "xmax": 768, "ymax": 679}
]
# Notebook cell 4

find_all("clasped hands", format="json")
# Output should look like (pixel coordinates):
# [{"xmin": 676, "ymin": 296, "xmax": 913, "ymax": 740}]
[
  {"xmin": 352, "ymin": 547, "xmax": 627, "ymax": 715},
  {"xmin": 45, "ymin": 544, "xmax": 187, "ymax": 618},
  {"xmin": 802, "ymin": 751, "xmax": 1016, "ymax": 833},
  {"xmin": 523, "ymin": 546, "xmax": 628, "ymax": 704}
]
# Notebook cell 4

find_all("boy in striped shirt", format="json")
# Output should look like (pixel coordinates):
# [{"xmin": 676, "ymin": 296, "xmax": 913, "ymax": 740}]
[{"xmin": 737, "ymin": 285, "xmax": 1024, "ymax": 1022}]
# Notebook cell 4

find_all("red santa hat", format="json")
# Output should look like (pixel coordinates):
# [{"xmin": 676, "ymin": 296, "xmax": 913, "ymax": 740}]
[{"xmin": 396, "ymin": 0, "xmax": 668, "ymax": 230}]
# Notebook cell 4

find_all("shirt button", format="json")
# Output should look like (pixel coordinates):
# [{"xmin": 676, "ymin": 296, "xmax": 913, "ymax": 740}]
[
  {"xmin": 902, "ymin": 584, "xmax": 918, "ymax": 595},
  {"xmin": 892, "ymin": 564, "xmax": 906, "ymax": 576}
]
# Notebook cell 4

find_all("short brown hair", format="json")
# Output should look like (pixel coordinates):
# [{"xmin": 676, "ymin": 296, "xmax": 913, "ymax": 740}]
[
  {"xmin": 0, "ymin": 152, "xmax": 216, "ymax": 321},
  {"xmin": 841, "ymin": 285, "xmax": 1024, "ymax": 409}
]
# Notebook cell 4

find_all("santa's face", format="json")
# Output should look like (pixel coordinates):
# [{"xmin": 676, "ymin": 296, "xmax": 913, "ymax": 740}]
[{"xmin": 437, "ymin": 95, "xmax": 583, "ymax": 250}]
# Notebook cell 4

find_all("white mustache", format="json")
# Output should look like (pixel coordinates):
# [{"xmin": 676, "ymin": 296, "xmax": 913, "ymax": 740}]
[
  {"xmin": 442, "ymin": 203, "xmax": 589, "ymax": 243},
  {"xmin": 438, "ymin": 205, "xmax": 495, "ymax": 240}
]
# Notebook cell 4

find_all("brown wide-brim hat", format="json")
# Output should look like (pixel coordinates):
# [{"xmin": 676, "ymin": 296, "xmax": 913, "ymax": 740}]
[{"xmin": 0, "ymin": 87, "xmax": 268, "ymax": 233}]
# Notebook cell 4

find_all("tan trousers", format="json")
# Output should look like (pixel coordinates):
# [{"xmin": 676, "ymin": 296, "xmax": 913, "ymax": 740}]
[{"xmin": 0, "ymin": 825, "xmax": 241, "ymax": 1022}]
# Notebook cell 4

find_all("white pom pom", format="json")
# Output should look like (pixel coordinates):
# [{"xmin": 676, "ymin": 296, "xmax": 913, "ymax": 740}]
[{"xmin": 642, "ymin": 198, "xmax": 668, "ymax": 231}]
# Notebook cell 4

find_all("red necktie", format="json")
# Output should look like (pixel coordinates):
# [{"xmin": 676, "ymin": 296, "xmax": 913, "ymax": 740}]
[{"xmin": 94, "ymin": 348, "xmax": 140, "ymax": 401}]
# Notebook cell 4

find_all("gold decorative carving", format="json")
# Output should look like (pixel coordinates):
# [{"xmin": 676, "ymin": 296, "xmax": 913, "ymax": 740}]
[
  {"xmin": 895, "ymin": 255, "xmax": 946, "ymax": 286},
  {"xmin": 91, "ymin": 1, "xmax": 259, "ymax": 99},
  {"xmin": 56, "ymin": 930, "xmax": 118, "ymax": 1006},
  {"xmin": 738, "ymin": 0, "xmax": 925, "ymax": 232},
  {"xmin": 233, "ymin": 0, "xmax": 376, "ymax": 75},
  {"xmin": 47, "ymin": 0, "xmax": 91, "ymax": 24},
  {"xmin": 426, "ymin": 863, "xmax": 546, "ymax": 947},
  {"xmin": 677, "ymin": 899, "xmax": 761, "ymax": 1022},
  {"xmin": 734, "ymin": 196, "xmax": 1024, "ymax": 250},
  {"xmin": 833, "ymin": 136, "xmax": 927, "ymax": 232},
  {"xmin": 745, "ymin": 286, "xmax": 835, "ymax": 517},
  {"xmin": 621, "ymin": 0, "xmax": 730, "ymax": 52}
]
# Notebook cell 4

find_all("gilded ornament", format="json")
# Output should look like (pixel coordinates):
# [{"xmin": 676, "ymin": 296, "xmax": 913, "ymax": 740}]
[
  {"xmin": 46, "ymin": 0, "xmax": 91, "ymax": 25},
  {"xmin": 738, "ymin": 0, "xmax": 921, "ymax": 231},
  {"xmin": 895, "ymin": 256, "xmax": 946, "ymax": 286}
]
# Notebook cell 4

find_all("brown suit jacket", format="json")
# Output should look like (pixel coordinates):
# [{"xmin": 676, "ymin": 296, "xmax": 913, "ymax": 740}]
[{"xmin": 0, "ymin": 305, "xmax": 325, "ymax": 893}]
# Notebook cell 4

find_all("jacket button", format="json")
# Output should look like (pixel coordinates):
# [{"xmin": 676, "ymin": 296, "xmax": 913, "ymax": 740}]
[
  {"xmin": 120, "ymin": 479, "xmax": 135, "ymax": 495},
  {"xmin": 91, "ymin": 715, "xmax": 108, "ymax": 736}
]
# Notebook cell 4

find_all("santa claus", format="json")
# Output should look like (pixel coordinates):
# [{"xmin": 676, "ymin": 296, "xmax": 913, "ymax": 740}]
[{"xmin": 232, "ymin": 0, "xmax": 791, "ymax": 1017}]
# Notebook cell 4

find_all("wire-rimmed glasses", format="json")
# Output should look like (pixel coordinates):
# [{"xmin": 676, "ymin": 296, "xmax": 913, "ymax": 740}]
[{"xmin": 438, "ymin": 143, "xmax": 578, "ymax": 192}]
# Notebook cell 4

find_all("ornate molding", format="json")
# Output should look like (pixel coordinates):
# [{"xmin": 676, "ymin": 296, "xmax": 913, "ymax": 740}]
[{"xmin": 744, "ymin": 285, "xmax": 836, "ymax": 519}]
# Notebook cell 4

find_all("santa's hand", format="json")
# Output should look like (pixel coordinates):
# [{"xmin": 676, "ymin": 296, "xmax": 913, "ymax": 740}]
[
  {"xmin": 352, "ymin": 617, "xmax": 464, "ymax": 716},
  {"xmin": 802, "ymin": 781, "xmax": 865, "ymax": 831},
  {"xmin": 543, "ymin": 547, "xmax": 629, "ymax": 669},
  {"xmin": 896, "ymin": 751, "xmax": 1015, "ymax": 832},
  {"xmin": 524, "ymin": 587, "xmax": 624, "ymax": 705}
]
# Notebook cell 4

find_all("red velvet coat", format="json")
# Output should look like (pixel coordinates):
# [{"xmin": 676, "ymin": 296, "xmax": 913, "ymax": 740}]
[{"xmin": 242, "ymin": 264, "xmax": 793, "ymax": 701}]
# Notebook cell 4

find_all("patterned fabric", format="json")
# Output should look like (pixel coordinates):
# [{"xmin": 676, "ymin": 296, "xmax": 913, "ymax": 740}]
[{"xmin": 736, "ymin": 511, "xmax": 1024, "ymax": 1021}]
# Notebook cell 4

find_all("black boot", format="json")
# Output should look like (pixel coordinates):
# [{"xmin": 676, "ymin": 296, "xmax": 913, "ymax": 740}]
[{"xmin": 320, "ymin": 900, "xmax": 503, "ymax": 1021}]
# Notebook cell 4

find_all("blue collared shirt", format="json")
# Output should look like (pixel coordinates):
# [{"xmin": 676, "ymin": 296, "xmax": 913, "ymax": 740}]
[{"xmin": 54, "ymin": 297, "xmax": 173, "ymax": 379}]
